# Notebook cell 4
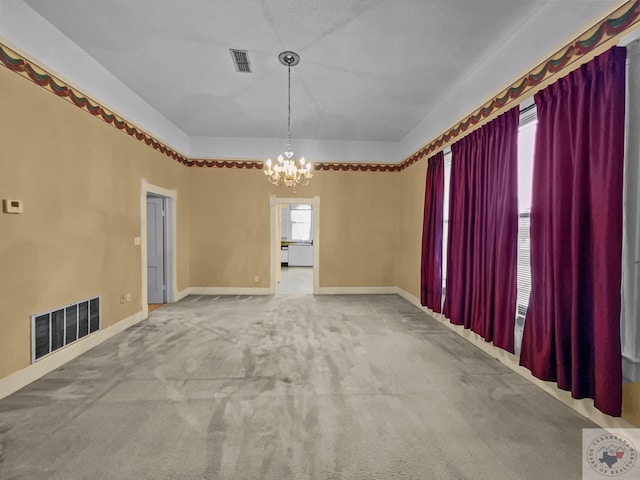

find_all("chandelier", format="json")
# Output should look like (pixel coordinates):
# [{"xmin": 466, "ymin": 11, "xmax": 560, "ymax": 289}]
[{"xmin": 264, "ymin": 51, "xmax": 313, "ymax": 188}]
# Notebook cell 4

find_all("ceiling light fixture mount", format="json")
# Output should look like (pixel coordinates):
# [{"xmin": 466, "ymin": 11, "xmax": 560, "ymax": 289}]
[{"xmin": 264, "ymin": 51, "xmax": 313, "ymax": 188}]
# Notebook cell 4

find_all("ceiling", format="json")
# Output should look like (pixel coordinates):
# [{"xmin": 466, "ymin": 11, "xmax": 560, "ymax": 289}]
[{"xmin": 5, "ymin": 0, "xmax": 624, "ymax": 160}]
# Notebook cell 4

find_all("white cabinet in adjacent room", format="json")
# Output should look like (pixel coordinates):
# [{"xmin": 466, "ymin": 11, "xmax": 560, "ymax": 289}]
[{"xmin": 288, "ymin": 245, "xmax": 313, "ymax": 266}]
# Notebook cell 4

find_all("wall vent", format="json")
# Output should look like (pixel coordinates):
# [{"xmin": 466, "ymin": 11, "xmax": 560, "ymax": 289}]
[
  {"xmin": 31, "ymin": 296, "xmax": 101, "ymax": 363},
  {"xmin": 229, "ymin": 49, "xmax": 252, "ymax": 73}
]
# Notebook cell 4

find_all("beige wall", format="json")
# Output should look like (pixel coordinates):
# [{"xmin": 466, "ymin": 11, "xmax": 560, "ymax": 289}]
[
  {"xmin": 623, "ymin": 383, "xmax": 640, "ymax": 426},
  {"xmin": 396, "ymin": 159, "xmax": 427, "ymax": 299},
  {"xmin": 0, "ymin": 62, "xmax": 402, "ymax": 381},
  {"xmin": 0, "ymin": 67, "xmax": 190, "ymax": 378},
  {"xmin": 188, "ymin": 168, "xmax": 401, "ymax": 289}
]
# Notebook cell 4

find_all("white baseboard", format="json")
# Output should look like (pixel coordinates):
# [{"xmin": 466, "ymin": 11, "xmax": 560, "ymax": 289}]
[
  {"xmin": 0, "ymin": 310, "xmax": 144, "ymax": 401},
  {"xmin": 189, "ymin": 287, "xmax": 272, "ymax": 296},
  {"xmin": 315, "ymin": 286, "xmax": 399, "ymax": 295},
  {"xmin": 396, "ymin": 288, "xmax": 634, "ymax": 429},
  {"xmin": 186, "ymin": 286, "xmax": 398, "ymax": 297},
  {"xmin": 175, "ymin": 287, "xmax": 193, "ymax": 302}
]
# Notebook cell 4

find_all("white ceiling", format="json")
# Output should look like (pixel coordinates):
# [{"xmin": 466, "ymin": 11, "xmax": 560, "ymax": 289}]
[{"xmin": 2, "ymin": 0, "xmax": 623, "ymax": 161}]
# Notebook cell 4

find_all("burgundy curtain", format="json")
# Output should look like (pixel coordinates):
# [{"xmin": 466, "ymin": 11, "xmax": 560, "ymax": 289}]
[
  {"xmin": 519, "ymin": 47, "xmax": 626, "ymax": 417},
  {"xmin": 443, "ymin": 108, "xmax": 519, "ymax": 352},
  {"xmin": 421, "ymin": 151, "xmax": 445, "ymax": 312}
]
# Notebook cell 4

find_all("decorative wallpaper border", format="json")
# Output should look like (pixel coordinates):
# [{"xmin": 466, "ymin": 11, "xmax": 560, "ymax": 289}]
[
  {"xmin": 312, "ymin": 162, "xmax": 402, "ymax": 172},
  {"xmin": 185, "ymin": 158, "xmax": 403, "ymax": 172},
  {"xmin": 185, "ymin": 159, "xmax": 263, "ymax": 169},
  {"xmin": 0, "ymin": 44, "xmax": 190, "ymax": 166},
  {"xmin": 399, "ymin": 0, "xmax": 640, "ymax": 169},
  {"xmin": 0, "ymin": 0, "xmax": 638, "ymax": 173}
]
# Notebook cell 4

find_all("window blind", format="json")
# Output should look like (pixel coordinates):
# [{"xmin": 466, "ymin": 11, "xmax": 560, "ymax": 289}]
[{"xmin": 516, "ymin": 212, "xmax": 531, "ymax": 317}]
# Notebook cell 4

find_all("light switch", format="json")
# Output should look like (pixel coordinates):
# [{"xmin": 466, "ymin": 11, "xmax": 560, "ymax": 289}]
[
  {"xmin": 134, "ymin": 237, "xmax": 141, "ymax": 246},
  {"xmin": 3, "ymin": 199, "xmax": 23, "ymax": 214}
]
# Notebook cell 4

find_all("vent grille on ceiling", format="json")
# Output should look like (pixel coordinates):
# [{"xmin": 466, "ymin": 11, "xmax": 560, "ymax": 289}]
[{"xmin": 229, "ymin": 49, "xmax": 252, "ymax": 73}]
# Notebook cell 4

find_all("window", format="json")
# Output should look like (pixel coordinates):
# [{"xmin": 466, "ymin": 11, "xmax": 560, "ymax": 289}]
[
  {"xmin": 515, "ymin": 105, "xmax": 536, "ymax": 355},
  {"xmin": 442, "ymin": 149, "xmax": 452, "ymax": 307},
  {"xmin": 290, "ymin": 204, "xmax": 312, "ymax": 241}
]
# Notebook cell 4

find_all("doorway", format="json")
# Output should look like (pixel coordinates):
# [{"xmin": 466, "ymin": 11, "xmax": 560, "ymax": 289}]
[
  {"xmin": 141, "ymin": 180, "xmax": 177, "ymax": 317},
  {"xmin": 278, "ymin": 203, "xmax": 313, "ymax": 294},
  {"xmin": 147, "ymin": 194, "xmax": 166, "ymax": 304},
  {"xmin": 270, "ymin": 195, "xmax": 320, "ymax": 295}
]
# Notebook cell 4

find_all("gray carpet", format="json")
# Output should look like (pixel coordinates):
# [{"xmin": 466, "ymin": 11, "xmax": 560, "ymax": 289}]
[{"xmin": 0, "ymin": 294, "xmax": 594, "ymax": 479}]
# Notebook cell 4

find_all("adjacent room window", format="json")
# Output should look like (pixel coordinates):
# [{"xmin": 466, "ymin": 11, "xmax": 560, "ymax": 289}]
[
  {"xmin": 290, "ymin": 204, "xmax": 313, "ymax": 241},
  {"xmin": 515, "ymin": 106, "xmax": 536, "ymax": 354},
  {"xmin": 441, "ymin": 149, "xmax": 452, "ymax": 307}
]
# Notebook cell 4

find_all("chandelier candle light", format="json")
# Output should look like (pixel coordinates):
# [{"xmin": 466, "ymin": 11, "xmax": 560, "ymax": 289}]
[{"xmin": 264, "ymin": 51, "xmax": 313, "ymax": 187}]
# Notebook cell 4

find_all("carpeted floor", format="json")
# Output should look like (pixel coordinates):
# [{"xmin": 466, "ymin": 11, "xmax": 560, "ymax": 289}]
[{"xmin": 0, "ymin": 294, "xmax": 595, "ymax": 479}]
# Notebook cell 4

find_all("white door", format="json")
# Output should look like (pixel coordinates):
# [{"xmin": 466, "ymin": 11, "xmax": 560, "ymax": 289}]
[{"xmin": 147, "ymin": 196, "xmax": 165, "ymax": 304}]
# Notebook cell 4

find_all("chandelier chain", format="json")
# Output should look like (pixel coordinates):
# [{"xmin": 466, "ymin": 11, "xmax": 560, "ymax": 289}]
[{"xmin": 263, "ymin": 51, "xmax": 312, "ymax": 188}]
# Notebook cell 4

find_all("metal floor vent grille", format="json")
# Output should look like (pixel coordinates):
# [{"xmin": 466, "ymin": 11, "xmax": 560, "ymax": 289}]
[
  {"xmin": 229, "ymin": 49, "xmax": 252, "ymax": 73},
  {"xmin": 31, "ymin": 296, "xmax": 101, "ymax": 363}
]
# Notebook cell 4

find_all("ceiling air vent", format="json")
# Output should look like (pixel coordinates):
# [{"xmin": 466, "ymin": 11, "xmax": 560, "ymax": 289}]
[{"xmin": 229, "ymin": 49, "xmax": 252, "ymax": 73}]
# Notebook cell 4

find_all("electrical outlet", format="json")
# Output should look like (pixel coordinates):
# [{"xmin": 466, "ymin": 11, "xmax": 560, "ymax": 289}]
[
  {"xmin": 126, "ymin": 293, "xmax": 131, "ymax": 302},
  {"xmin": 120, "ymin": 294, "xmax": 126, "ymax": 304},
  {"xmin": 254, "ymin": 275, "xmax": 259, "ymax": 283}
]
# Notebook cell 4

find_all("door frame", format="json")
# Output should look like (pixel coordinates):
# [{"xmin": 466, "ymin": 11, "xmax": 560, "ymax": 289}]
[
  {"xmin": 141, "ymin": 179, "xmax": 177, "ymax": 318},
  {"xmin": 269, "ymin": 195, "xmax": 320, "ymax": 294}
]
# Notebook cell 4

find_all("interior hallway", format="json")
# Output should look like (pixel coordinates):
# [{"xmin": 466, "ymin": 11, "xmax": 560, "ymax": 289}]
[{"xmin": 0, "ymin": 294, "xmax": 595, "ymax": 479}]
